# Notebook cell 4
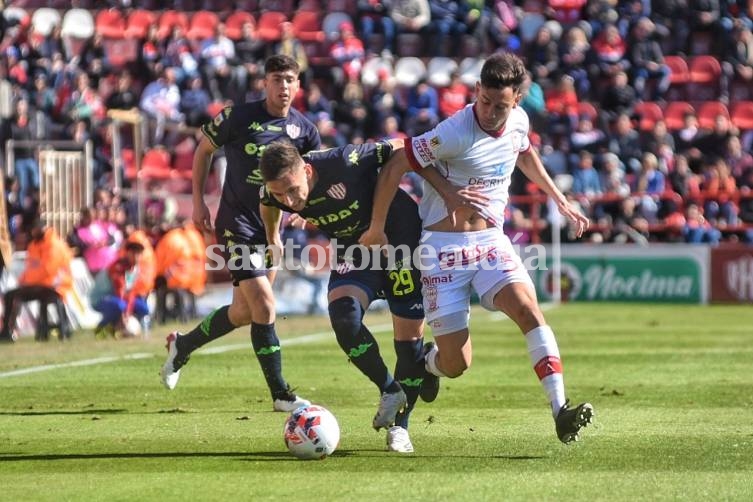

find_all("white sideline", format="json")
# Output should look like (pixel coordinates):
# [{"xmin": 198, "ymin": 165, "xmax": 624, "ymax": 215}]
[
  {"xmin": 0, "ymin": 305, "xmax": 555, "ymax": 380},
  {"xmin": 0, "ymin": 323, "xmax": 393, "ymax": 379}
]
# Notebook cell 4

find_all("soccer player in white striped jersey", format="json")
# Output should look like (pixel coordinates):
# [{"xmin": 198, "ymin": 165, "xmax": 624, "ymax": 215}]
[{"xmin": 360, "ymin": 52, "xmax": 594, "ymax": 443}]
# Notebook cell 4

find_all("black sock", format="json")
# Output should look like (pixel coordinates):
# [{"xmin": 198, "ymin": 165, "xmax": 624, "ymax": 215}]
[
  {"xmin": 329, "ymin": 297, "xmax": 394, "ymax": 392},
  {"xmin": 177, "ymin": 306, "xmax": 235, "ymax": 354},
  {"xmin": 394, "ymin": 338, "xmax": 424, "ymax": 429},
  {"xmin": 251, "ymin": 322, "xmax": 288, "ymax": 398}
]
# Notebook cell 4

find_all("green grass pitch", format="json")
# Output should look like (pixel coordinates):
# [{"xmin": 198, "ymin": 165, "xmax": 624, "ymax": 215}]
[{"xmin": 1, "ymin": 303, "xmax": 752, "ymax": 501}]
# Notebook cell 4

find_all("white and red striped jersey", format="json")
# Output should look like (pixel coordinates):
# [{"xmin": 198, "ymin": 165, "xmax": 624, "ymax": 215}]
[{"xmin": 405, "ymin": 104, "xmax": 531, "ymax": 228}]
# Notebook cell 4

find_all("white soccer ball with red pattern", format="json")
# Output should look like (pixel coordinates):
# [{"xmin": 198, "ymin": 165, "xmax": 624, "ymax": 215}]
[{"xmin": 283, "ymin": 405, "xmax": 340, "ymax": 460}]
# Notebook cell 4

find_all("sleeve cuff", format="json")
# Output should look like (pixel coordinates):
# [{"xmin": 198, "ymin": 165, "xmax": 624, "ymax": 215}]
[{"xmin": 404, "ymin": 138, "xmax": 423, "ymax": 172}]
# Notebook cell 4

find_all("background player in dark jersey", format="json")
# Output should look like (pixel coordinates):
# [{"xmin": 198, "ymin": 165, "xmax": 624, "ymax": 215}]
[
  {"xmin": 160, "ymin": 55, "xmax": 320, "ymax": 413},
  {"xmin": 258, "ymin": 139, "xmax": 435, "ymax": 453}
]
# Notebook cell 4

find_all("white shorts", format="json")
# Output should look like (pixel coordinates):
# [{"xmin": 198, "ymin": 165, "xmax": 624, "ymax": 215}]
[{"xmin": 419, "ymin": 228, "xmax": 534, "ymax": 324}]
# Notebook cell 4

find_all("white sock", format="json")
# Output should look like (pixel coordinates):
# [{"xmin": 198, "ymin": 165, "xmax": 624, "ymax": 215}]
[
  {"xmin": 424, "ymin": 344, "xmax": 447, "ymax": 377},
  {"xmin": 525, "ymin": 325, "xmax": 567, "ymax": 416}
]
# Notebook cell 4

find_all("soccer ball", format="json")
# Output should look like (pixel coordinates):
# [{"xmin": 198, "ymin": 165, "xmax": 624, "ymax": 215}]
[{"xmin": 283, "ymin": 405, "xmax": 340, "ymax": 460}]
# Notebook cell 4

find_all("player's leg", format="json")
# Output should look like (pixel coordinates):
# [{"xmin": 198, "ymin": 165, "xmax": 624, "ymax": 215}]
[
  {"xmin": 327, "ymin": 282, "xmax": 406, "ymax": 430},
  {"xmin": 387, "ymin": 315, "xmax": 423, "ymax": 453},
  {"xmin": 237, "ymin": 274, "xmax": 309, "ymax": 412}
]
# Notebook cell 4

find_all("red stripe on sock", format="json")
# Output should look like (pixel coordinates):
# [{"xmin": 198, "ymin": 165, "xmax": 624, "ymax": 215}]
[{"xmin": 534, "ymin": 356, "xmax": 562, "ymax": 380}]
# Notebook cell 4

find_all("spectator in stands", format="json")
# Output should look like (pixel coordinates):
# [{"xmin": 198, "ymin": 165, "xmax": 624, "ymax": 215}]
[
  {"xmin": 315, "ymin": 112, "xmax": 347, "ymax": 148},
  {"xmin": 703, "ymin": 158, "xmax": 739, "ymax": 225},
  {"xmin": 1, "ymin": 98, "xmax": 40, "ymax": 205},
  {"xmin": 545, "ymin": 74, "xmax": 579, "ymax": 135},
  {"xmin": 682, "ymin": 203, "xmax": 721, "ymax": 244},
  {"xmin": 526, "ymin": 25, "xmax": 560, "ymax": 89},
  {"xmin": 520, "ymin": 70, "xmax": 546, "ymax": 131},
  {"xmin": 404, "ymin": 77, "xmax": 439, "ymax": 136},
  {"xmin": 549, "ymin": 0, "xmax": 588, "ymax": 27},
  {"xmin": 0, "ymin": 219, "xmax": 73, "ymax": 342},
  {"xmin": 329, "ymin": 22, "xmax": 366, "ymax": 90},
  {"xmin": 336, "ymin": 78, "xmax": 370, "ymax": 141},
  {"xmin": 427, "ymin": 0, "xmax": 467, "ymax": 57},
  {"xmin": 31, "ymin": 72, "xmax": 57, "ymax": 118},
  {"xmin": 92, "ymin": 241, "xmax": 149, "ymax": 338},
  {"xmin": 616, "ymin": 0, "xmax": 650, "ymax": 38},
  {"xmin": 571, "ymin": 151, "xmax": 603, "ymax": 197},
  {"xmin": 559, "ymin": 26, "xmax": 591, "ymax": 98},
  {"xmin": 61, "ymin": 72, "xmax": 105, "ymax": 128},
  {"xmin": 629, "ymin": 17, "xmax": 671, "ymax": 101},
  {"xmin": 5, "ymin": 176, "xmax": 24, "ymax": 240},
  {"xmin": 273, "ymin": 22, "xmax": 310, "ymax": 87},
  {"xmin": 105, "ymin": 71, "xmax": 139, "ymax": 111},
  {"xmin": 688, "ymin": 0, "xmax": 723, "ymax": 54},
  {"xmin": 726, "ymin": 135, "xmax": 753, "ymax": 182},
  {"xmin": 304, "ymin": 82, "xmax": 334, "ymax": 123},
  {"xmin": 140, "ymin": 24, "xmax": 163, "ymax": 81},
  {"xmin": 379, "ymin": 114, "xmax": 407, "ymax": 141},
  {"xmin": 669, "ymin": 154, "xmax": 702, "ymax": 200},
  {"xmin": 609, "ymin": 112, "xmax": 643, "ymax": 173},
  {"xmin": 600, "ymin": 70, "xmax": 636, "ymax": 122},
  {"xmin": 601, "ymin": 152, "xmax": 631, "ymax": 198},
  {"xmin": 692, "ymin": 113, "xmax": 737, "ymax": 162},
  {"xmin": 489, "ymin": 0, "xmax": 519, "ymax": 51},
  {"xmin": 652, "ymin": 0, "xmax": 690, "ymax": 54},
  {"xmin": 162, "ymin": 24, "xmax": 198, "ymax": 86},
  {"xmin": 569, "ymin": 114, "xmax": 608, "ymax": 154},
  {"xmin": 589, "ymin": 24, "xmax": 630, "ymax": 81},
  {"xmin": 79, "ymin": 33, "xmax": 109, "ymax": 87},
  {"xmin": 391, "ymin": 0, "xmax": 432, "ymax": 39},
  {"xmin": 674, "ymin": 109, "xmax": 701, "ymax": 154},
  {"xmin": 369, "ymin": 69, "xmax": 403, "ymax": 127},
  {"xmin": 234, "ymin": 21, "xmax": 265, "ymax": 100},
  {"xmin": 721, "ymin": 23, "xmax": 753, "ymax": 100},
  {"xmin": 438, "ymin": 70, "xmax": 470, "ymax": 120},
  {"xmin": 633, "ymin": 152, "xmax": 666, "ymax": 222},
  {"xmin": 67, "ymin": 207, "xmax": 122, "ymax": 276},
  {"xmin": 200, "ymin": 23, "xmax": 237, "ymax": 101},
  {"xmin": 154, "ymin": 222, "xmax": 195, "ymax": 324},
  {"xmin": 180, "ymin": 76, "xmax": 212, "ymax": 127},
  {"xmin": 359, "ymin": 0, "xmax": 397, "ymax": 56},
  {"xmin": 139, "ymin": 67, "xmax": 183, "ymax": 145}
]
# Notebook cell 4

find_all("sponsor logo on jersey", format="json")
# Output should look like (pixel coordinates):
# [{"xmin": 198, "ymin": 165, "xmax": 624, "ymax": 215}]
[
  {"xmin": 409, "ymin": 303, "xmax": 423, "ymax": 311},
  {"xmin": 248, "ymin": 121, "xmax": 264, "ymax": 131},
  {"xmin": 467, "ymin": 176, "xmax": 506, "ymax": 188},
  {"xmin": 268, "ymin": 125, "xmax": 282, "ymax": 132},
  {"xmin": 326, "ymin": 183, "xmax": 347, "ymax": 200},
  {"xmin": 308, "ymin": 196, "xmax": 327, "ymax": 205},
  {"xmin": 424, "ymin": 285, "xmax": 438, "ymax": 312},
  {"xmin": 430, "ymin": 136, "xmax": 441, "ymax": 148},
  {"xmin": 286, "ymin": 123, "xmax": 301, "ymax": 139},
  {"xmin": 422, "ymin": 274, "xmax": 454, "ymax": 285},
  {"xmin": 510, "ymin": 130, "xmax": 522, "ymax": 152},
  {"xmin": 438, "ymin": 244, "xmax": 497, "ymax": 269},
  {"xmin": 347, "ymin": 149, "xmax": 360, "ymax": 165},
  {"xmin": 413, "ymin": 137, "xmax": 437, "ymax": 164},
  {"xmin": 305, "ymin": 201, "xmax": 360, "ymax": 228}
]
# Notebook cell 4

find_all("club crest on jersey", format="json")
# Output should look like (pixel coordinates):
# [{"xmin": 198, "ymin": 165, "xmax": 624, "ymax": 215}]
[
  {"xmin": 286, "ymin": 123, "xmax": 301, "ymax": 139},
  {"xmin": 326, "ymin": 183, "xmax": 347, "ymax": 200}
]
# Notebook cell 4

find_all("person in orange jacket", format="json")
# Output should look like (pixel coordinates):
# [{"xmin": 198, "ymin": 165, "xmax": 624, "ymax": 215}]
[
  {"xmin": 154, "ymin": 224, "xmax": 195, "ymax": 323},
  {"xmin": 1, "ymin": 220, "xmax": 73, "ymax": 341},
  {"xmin": 181, "ymin": 221, "xmax": 207, "ymax": 297}
]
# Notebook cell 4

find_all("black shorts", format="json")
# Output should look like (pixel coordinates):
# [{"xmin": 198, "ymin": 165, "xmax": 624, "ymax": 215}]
[
  {"xmin": 328, "ymin": 222, "xmax": 424, "ymax": 320},
  {"xmin": 214, "ymin": 209, "xmax": 268, "ymax": 286}
]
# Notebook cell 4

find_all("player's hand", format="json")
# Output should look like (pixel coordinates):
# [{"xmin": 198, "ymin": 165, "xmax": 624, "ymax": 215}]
[
  {"xmin": 193, "ymin": 201, "xmax": 213, "ymax": 234},
  {"xmin": 287, "ymin": 213, "xmax": 307, "ymax": 229},
  {"xmin": 558, "ymin": 200, "xmax": 590, "ymax": 238},
  {"xmin": 358, "ymin": 227, "xmax": 389, "ymax": 249},
  {"xmin": 443, "ymin": 184, "xmax": 490, "ymax": 226}
]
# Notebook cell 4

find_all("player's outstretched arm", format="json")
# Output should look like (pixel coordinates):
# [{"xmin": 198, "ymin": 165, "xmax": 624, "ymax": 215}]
[
  {"xmin": 260, "ymin": 203, "xmax": 284, "ymax": 267},
  {"xmin": 359, "ymin": 148, "xmax": 410, "ymax": 248},
  {"xmin": 517, "ymin": 147, "xmax": 590, "ymax": 238},
  {"xmin": 192, "ymin": 135, "xmax": 218, "ymax": 233}
]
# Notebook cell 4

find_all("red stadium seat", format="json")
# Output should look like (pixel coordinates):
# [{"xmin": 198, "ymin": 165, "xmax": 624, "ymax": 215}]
[
  {"xmin": 256, "ymin": 11, "xmax": 287, "ymax": 42},
  {"xmin": 225, "ymin": 11, "xmax": 255, "ymax": 41},
  {"xmin": 95, "ymin": 9, "xmax": 126, "ymax": 39},
  {"xmin": 124, "ymin": 10, "xmax": 157, "ymax": 40},
  {"xmin": 157, "ymin": 11, "xmax": 189, "ymax": 40},
  {"xmin": 731, "ymin": 101, "xmax": 753, "ymax": 130},
  {"xmin": 663, "ymin": 101, "xmax": 695, "ymax": 131},
  {"xmin": 664, "ymin": 55, "xmax": 689, "ymax": 100},
  {"xmin": 634, "ymin": 101, "xmax": 664, "ymax": 131},
  {"xmin": 689, "ymin": 55, "xmax": 722, "ymax": 101},
  {"xmin": 186, "ymin": 11, "xmax": 220, "ymax": 41},
  {"xmin": 697, "ymin": 101, "xmax": 729, "ymax": 130},
  {"xmin": 291, "ymin": 11, "xmax": 325, "ymax": 43},
  {"xmin": 140, "ymin": 148, "xmax": 172, "ymax": 179}
]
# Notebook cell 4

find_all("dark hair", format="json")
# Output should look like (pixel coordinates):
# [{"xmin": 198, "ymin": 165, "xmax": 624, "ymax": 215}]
[
  {"xmin": 264, "ymin": 54, "xmax": 300, "ymax": 76},
  {"xmin": 259, "ymin": 140, "xmax": 303, "ymax": 182},
  {"xmin": 479, "ymin": 52, "xmax": 526, "ymax": 92},
  {"xmin": 125, "ymin": 241, "xmax": 145, "ymax": 253}
]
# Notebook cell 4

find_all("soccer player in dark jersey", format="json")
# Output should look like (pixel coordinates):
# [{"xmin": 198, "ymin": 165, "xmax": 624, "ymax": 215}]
[
  {"xmin": 160, "ymin": 55, "xmax": 320, "ymax": 413},
  {"xmin": 258, "ymin": 139, "xmax": 436, "ymax": 453}
]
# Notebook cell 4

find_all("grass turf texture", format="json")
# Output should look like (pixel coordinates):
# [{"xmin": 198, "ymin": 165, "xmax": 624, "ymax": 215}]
[{"xmin": 1, "ymin": 304, "xmax": 751, "ymax": 501}]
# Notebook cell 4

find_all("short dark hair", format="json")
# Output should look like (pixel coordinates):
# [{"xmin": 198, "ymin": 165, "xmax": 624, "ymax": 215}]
[
  {"xmin": 259, "ymin": 140, "xmax": 303, "ymax": 182},
  {"xmin": 264, "ymin": 54, "xmax": 300, "ymax": 76},
  {"xmin": 479, "ymin": 52, "xmax": 526, "ymax": 92}
]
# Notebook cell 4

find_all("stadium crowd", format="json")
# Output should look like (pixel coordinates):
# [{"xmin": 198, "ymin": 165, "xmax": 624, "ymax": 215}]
[{"xmin": 1, "ymin": 0, "xmax": 752, "ymax": 261}]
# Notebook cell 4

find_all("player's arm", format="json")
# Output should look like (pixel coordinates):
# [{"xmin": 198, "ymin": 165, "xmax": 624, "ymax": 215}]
[
  {"xmin": 359, "ymin": 147, "xmax": 411, "ymax": 247},
  {"xmin": 192, "ymin": 134, "xmax": 218, "ymax": 233},
  {"xmin": 260, "ymin": 202, "xmax": 284, "ymax": 267},
  {"xmin": 517, "ymin": 147, "xmax": 589, "ymax": 237}
]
